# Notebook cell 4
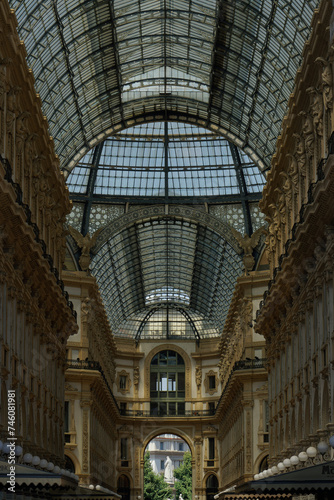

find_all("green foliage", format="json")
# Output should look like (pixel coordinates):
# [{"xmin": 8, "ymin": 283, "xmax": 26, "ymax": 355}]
[
  {"xmin": 173, "ymin": 451, "xmax": 192, "ymax": 500},
  {"xmin": 144, "ymin": 452, "xmax": 173, "ymax": 500}
]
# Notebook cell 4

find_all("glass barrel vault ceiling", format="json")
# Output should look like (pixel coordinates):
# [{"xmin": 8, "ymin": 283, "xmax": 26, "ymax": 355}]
[
  {"xmin": 8, "ymin": 0, "xmax": 318, "ymax": 340},
  {"xmin": 67, "ymin": 122, "xmax": 265, "ymax": 340},
  {"xmin": 9, "ymin": 0, "xmax": 319, "ymax": 173},
  {"xmin": 91, "ymin": 217, "xmax": 244, "ymax": 340},
  {"xmin": 67, "ymin": 122, "xmax": 266, "ymax": 200}
]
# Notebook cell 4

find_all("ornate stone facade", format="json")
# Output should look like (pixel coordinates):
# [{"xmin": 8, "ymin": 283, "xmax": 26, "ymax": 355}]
[
  {"xmin": 0, "ymin": 0, "xmax": 77, "ymax": 467},
  {"xmin": 256, "ymin": 0, "xmax": 334, "ymax": 471}
]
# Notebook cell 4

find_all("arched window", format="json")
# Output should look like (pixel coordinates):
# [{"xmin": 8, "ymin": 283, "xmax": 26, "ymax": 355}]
[{"xmin": 150, "ymin": 350, "xmax": 185, "ymax": 416}]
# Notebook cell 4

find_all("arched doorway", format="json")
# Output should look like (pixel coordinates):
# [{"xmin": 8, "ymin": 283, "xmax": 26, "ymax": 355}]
[
  {"xmin": 206, "ymin": 474, "xmax": 218, "ymax": 500},
  {"xmin": 144, "ymin": 433, "xmax": 193, "ymax": 499},
  {"xmin": 258, "ymin": 455, "xmax": 269, "ymax": 473},
  {"xmin": 118, "ymin": 474, "xmax": 131, "ymax": 500},
  {"xmin": 65, "ymin": 455, "xmax": 76, "ymax": 473}
]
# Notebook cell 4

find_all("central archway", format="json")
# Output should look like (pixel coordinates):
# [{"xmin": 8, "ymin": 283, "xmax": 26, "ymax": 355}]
[
  {"xmin": 140, "ymin": 428, "xmax": 197, "ymax": 499},
  {"xmin": 143, "ymin": 431, "xmax": 194, "ymax": 500}
]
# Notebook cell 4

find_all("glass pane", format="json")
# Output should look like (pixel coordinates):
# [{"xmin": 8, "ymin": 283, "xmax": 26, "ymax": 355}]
[
  {"xmin": 159, "ymin": 351, "xmax": 168, "ymax": 365},
  {"xmin": 151, "ymin": 354, "xmax": 159, "ymax": 365},
  {"xmin": 169, "ymin": 402, "xmax": 176, "ymax": 415},
  {"xmin": 178, "ymin": 372, "xmax": 185, "ymax": 391},
  {"xmin": 168, "ymin": 373, "xmax": 176, "ymax": 391},
  {"xmin": 209, "ymin": 376, "xmax": 216, "ymax": 389},
  {"xmin": 168, "ymin": 351, "xmax": 177, "ymax": 365},
  {"xmin": 177, "ymin": 402, "xmax": 185, "ymax": 415},
  {"xmin": 150, "ymin": 372, "xmax": 158, "ymax": 392},
  {"xmin": 160, "ymin": 402, "xmax": 167, "ymax": 415},
  {"xmin": 160, "ymin": 373, "xmax": 167, "ymax": 391},
  {"xmin": 177, "ymin": 354, "xmax": 185, "ymax": 365},
  {"xmin": 209, "ymin": 438, "xmax": 215, "ymax": 460},
  {"xmin": 150, "ymin": 402, "xmax": 159, "ymax": 415}
]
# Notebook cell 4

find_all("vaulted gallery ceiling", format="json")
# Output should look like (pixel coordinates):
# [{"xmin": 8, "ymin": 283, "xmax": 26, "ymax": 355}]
[{"xmin": 9, "ymin": 0, "xmax": 319, "ymax": 340}]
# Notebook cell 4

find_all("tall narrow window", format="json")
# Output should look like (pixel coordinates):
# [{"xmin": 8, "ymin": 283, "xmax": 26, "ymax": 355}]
[
  {"xmin": 64, "ymin": 401, "xmax": 69, "ymax": 432},
  {"xmin": 64, "ymin": 401, "xmax": 70, "ymax": 443},
  {"xmin": 121, "ymin": 438, "xmax": 128, "ymax": 466},
  {"xmin": 150, "ymin": 350, "xmax": 185, "ymax": 416},
  {"xmin": 207, "ymin": 437, "xmax": 215, "ymax": 466}
]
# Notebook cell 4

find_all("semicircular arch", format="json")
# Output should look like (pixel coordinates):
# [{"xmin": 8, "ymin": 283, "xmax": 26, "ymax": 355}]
[
  {"xmin": 92, "ymin": 208, "xmax": 243, "ymax": 255},
  {"xmin": 203, "ymin": 471, "xmax": 219, "ymax": 490},
  {"xmin": 64, "ymin": 451, "xmax": 81, "ymax": 475},
  {"xmin": 64, "ymin": 111, "xmax": 266, "ymax": 176},
  {"xmin": 142, "ymin": 428, "xmax": 195, "ymax": 458},
  {"xmin": 144, "ymin": 344, "xmax": 192, "ymax": 400}
]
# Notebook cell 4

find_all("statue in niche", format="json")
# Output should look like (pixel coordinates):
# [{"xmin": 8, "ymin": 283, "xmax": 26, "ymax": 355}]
[
  {"xmin": 299, "ymin": 111, "xmax": 315, "ymax": 161},
  {"xmin": 32, "ymin": 154, "xmax": 46, "ymax": 199},
  {"xmin": 266, "ymin": 203, "xmax": 282, "ymax": 254},
  {"xmin": 315, "ymin": 57, "xmax": 333, "ymax": 110},
  {"xmin": 24, "ymin": 134, "xmax": 37, "ymax": 177},
  {"xmin": 164, "ymin": 456, "xmax": 173, "ymax": 482},
  {"xmin": 306, "ymin": 87, "xmax": 323, "ymax": 137},
  {"xmin": 292, "ymin": 133, "xmax": 306, "ymax": 178},
  {"xmin": 81, "ymin": 297, "xmax": 91, "ymax": 319},
  {"xmin": 16, "ymin": 111, "xmax": 30, "ymax": 155},
  {"xmin": 286, "ymin": 154, "xmax": 299, "ymax": 194},
  {"xmin": 231, "ymin": 226, "xmax": 267, "ymax": 274},
  {"xmin": 133, "ymin": 366, "xmax": 139, "ymax": 386},
  {"xmin": 279, "ymin": 171, "xmax": 292, "ymax": 213},
  {"xmin": 195, "ymin": 366, "xmax": 202, "ymax": 388},
  {"xmin": 6, "ymin": 87, "xmax": 20, "ymax": 159},
  {"xmin": 68, "ymin": 225, "xmax": 103, "ymax": 271}
]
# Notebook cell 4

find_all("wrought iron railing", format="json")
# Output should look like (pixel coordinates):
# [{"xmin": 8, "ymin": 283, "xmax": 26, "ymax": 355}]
[
  {"xmin": 119, "ymin": 409, "xmax": 216, "ymax": 417},
  {"xmin": 66, "ymin": 358, "xmax": 267, "ymax": 417}
]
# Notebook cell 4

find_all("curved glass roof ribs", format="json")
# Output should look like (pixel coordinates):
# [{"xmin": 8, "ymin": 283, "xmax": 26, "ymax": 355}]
[
  {"xmin": 10, "ymin": 0, "xmax": 319, "ymax": 173},
  {"xmin": 68, "ymin": 122, "xmax": 266, "ymax": 231},
  {"xmin": 91, "ymin": 217, "xmax": 243, "ymax": 339}
]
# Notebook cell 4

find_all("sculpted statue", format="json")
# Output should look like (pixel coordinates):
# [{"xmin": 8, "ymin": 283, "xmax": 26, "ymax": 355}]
[
  {"xmin": 6, "ymin": 87, "xmax": 20, "ymax": 159},
  {"xmin": 292, "ymin": 133, "xmax": 306, "ymax": 178},
  {"xmin": 68, "ymin": 225, "xmax": 103, "ymax": 271},
  {"xmin": 195, "ymin": 366, "xmax": 202, "ymax": 388},
  {"xmin": 279, "ymin": 171, "xmax": 292, "ymax": 213},
  {"xmin": 133, "ymin": 366, "xmax": 139, "ymax": 386},
  {"xmin": 16, "ymin": 111, "xmax": 30, "ymax": 155},
  {"xmin": 299, "ymin": 111, "xmax": 314, "ymax": 160},
  {"xmin": 315, "ymin": 57, "xmax": 333, "ymax": 110},
  {"xmin": 306, "ymin": 87, "xmax": 323, "ymax": 137},
  {"xmin": 231, "ymin": 226, "xmax": 267, "ymax": 273},
  {"xmin": 164, "ymin": 456, "xmax": 173, "ymax": 482},
  {"xmin": 32, "ymin": 154, "xmax": 46, "ymax": 197},
  {"xmin": 286, "ymin": 154, "xmax": 299, "ymax": 194}
]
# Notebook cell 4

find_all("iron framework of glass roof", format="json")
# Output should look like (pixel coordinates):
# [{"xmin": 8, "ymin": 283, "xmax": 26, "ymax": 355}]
[
  {"xmin": 90, "ymin": 216, "xmax": 244, "ymax": 340},
  {"xmin": 63, "ymin": 120, "xmax": 267, "ymax": 340},
  {"xmin": 9, "ymin": 0, "xmax": 314, "ymax": 340},
  {"xmin": 9, "ymin": 0, "xmax": 319, "ymax": 174},
  {"xmin": 68, "ymin": 121, "xmax": 266, "ymax": 236}
]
